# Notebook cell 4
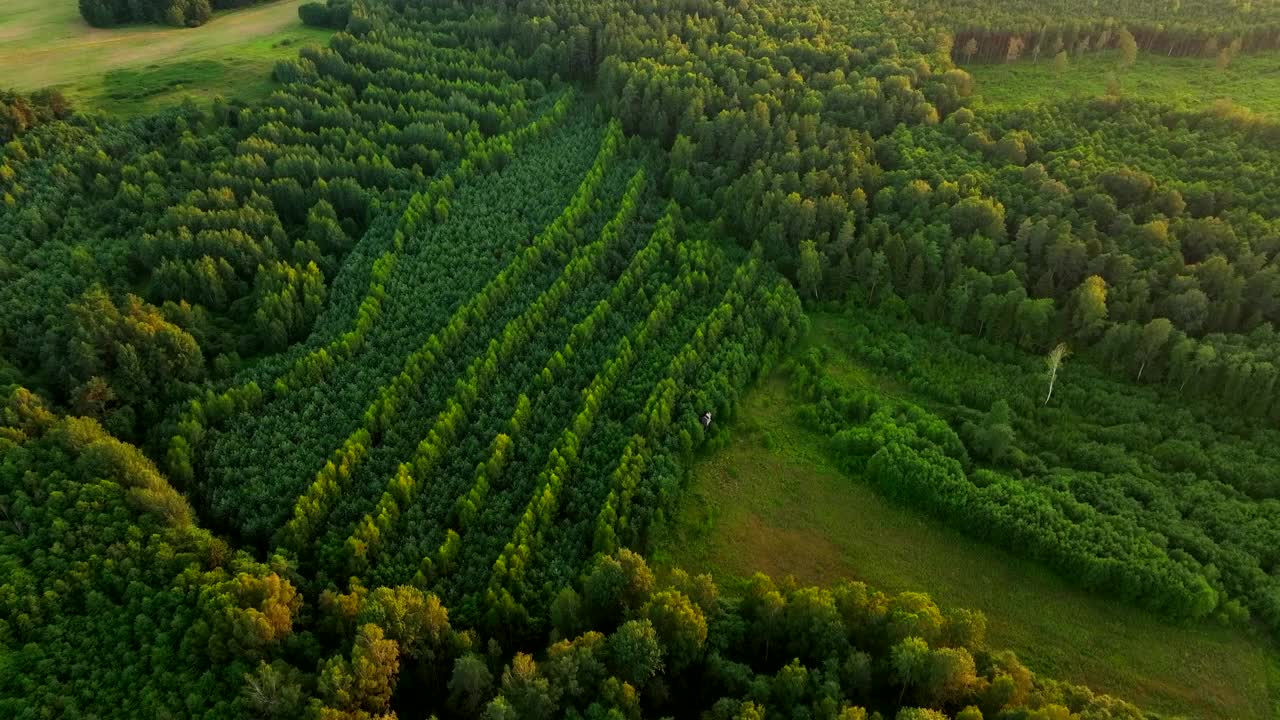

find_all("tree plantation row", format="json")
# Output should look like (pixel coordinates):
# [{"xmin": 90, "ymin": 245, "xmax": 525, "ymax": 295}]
[
  {"xmin": 173, "ymin": 93, "xmax": 590, "ymax": 543},
  {"xmin": 500, "ymin": 0, "xmax": 1280, "ymax": 418},
  {"xmin": 177, "ymin": 110, "xmax": 804, "ymax": 637},
  {"xmin": 4, "ymin": 0, "xmax": 1280, "ymax": 717},
  {"xmin": 2, "ymin": 3, "xmax": 547, "ymax": 443},
  {"xmin": 0, "ymin": 399, "xmax": 1153, "ymax": 718},
  {"xmin": 10, "ymin": 0, "xmax": 1271, "ymax": 441}
]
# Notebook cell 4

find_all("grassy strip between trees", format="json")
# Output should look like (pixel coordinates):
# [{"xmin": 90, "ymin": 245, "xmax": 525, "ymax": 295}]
[
  {"xmin": 967, "ymin": 49, "xmax": 1280, "ymax": 117},
  {"xmin": 655, "ymin": 313, "xmax": 1280, "ymax": 720},
  {"xmin": 0, "ymin": 0, "xmax": 329, "ymax": 114}
]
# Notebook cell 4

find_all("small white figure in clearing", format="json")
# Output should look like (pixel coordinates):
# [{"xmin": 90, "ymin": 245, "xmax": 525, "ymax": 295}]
[{"xmin": 700, "ymin": 411, "xmax": 712, "ymax": 429}]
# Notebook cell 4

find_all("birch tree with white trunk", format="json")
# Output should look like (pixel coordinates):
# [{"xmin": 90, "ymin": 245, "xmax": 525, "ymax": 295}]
[{"xmin": 1045, "ymin": 342, "xmax": 1069, "ymax": 405}]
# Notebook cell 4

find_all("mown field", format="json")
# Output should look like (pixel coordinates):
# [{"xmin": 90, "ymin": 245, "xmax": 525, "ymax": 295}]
[
  {"xmin": 0, "ymin": 0, "xmax": 329, "ymax": 114},
  {"xmin": 656, "ymin": 312, "xmax": 1280, "ymax": 720},
  {"xmin": 968, "ymin": 49, "xmax": 1280, "ymax": 116}
]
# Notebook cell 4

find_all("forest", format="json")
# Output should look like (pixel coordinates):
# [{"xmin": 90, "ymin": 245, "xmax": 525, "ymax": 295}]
[
  {"xmin": 0, "ymin": 89, "xmax": 72, "ymax": 144},
  {"xmin": 786, "ymin": 309, "xmax": 1280, "ymax": 631},
  {"xmin": 906, "ymin": 0, "xmax": 1280, "ymax": 62},
  {"xmin": 78, "ymin": 0, "xmax": 280, "ymax": 28},
  {"xmin": 3, "ymin": 0, "xmax": 1280, "ymax": 717}
]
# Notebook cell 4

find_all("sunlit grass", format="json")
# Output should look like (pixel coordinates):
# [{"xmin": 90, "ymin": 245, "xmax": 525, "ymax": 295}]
[
  {"xmin": 0, "ymin": 0, "xmax": 330, "ymax": 115},
  {"xmin": 967, "ymin": 49, "xmax": 1280, "ymax": 116}
]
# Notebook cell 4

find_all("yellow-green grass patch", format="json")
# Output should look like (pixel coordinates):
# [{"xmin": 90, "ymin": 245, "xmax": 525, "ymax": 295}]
[
  {"xmin": 0, "ymin": 0, "xmax": 330, "ymax": 115},
  {"xmin": 966, "ymin": 49, "xmax": 1280, "ymax": 117}
]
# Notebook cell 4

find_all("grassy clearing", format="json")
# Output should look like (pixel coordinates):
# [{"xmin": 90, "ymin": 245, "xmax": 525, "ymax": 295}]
[
  {"xmin": 654, "ymin": 313, "xmax": 1279, "ymax": 720},
  {"xmin": 966, "ymin": 49, "xmax": 1280, "ymax": 116},
  {"xmin": 0, "ymin": 0, "xmax": 330, "ymax": 114}
]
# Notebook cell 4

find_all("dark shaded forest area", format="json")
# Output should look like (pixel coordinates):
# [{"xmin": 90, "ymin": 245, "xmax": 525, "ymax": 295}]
[{"xmin": 79, "ymin": 0, "xmax": 279, "ymax": 28}]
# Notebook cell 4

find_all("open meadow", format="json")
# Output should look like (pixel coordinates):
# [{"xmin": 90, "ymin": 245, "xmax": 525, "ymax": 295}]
[
  {"xmin": 0, "ymin": 0, "xmax": 329, "ymax": 114},
  {"xmin": 968, "ymin": 49, "xmax": 1280, "ymax": 116}
]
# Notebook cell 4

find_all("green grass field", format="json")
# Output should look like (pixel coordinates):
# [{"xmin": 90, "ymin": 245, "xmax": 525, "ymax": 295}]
[
  {"xmin": 0, "ymin": 0, "xmax": 331, "ymax": 115},
  {"xmin": 967, "ymin": 49, "xmax": 1280, "ymax": 116},
  {"xmin": 655, "ymin": 313, "xmax": 1280, "ymax": 720}
]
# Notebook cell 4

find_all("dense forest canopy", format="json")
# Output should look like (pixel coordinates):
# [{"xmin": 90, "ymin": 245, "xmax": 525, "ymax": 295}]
[
  {"xmin": 905, "ymin": 0, "xmax": 1280, "ymax": 61},
  {"xmin": 0, "ymin": 89, "xmax": 72, "ymax": 144},
  {"xmin": 4, "ymin": 0, "xmax": 1280, "ymax": 716}
]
